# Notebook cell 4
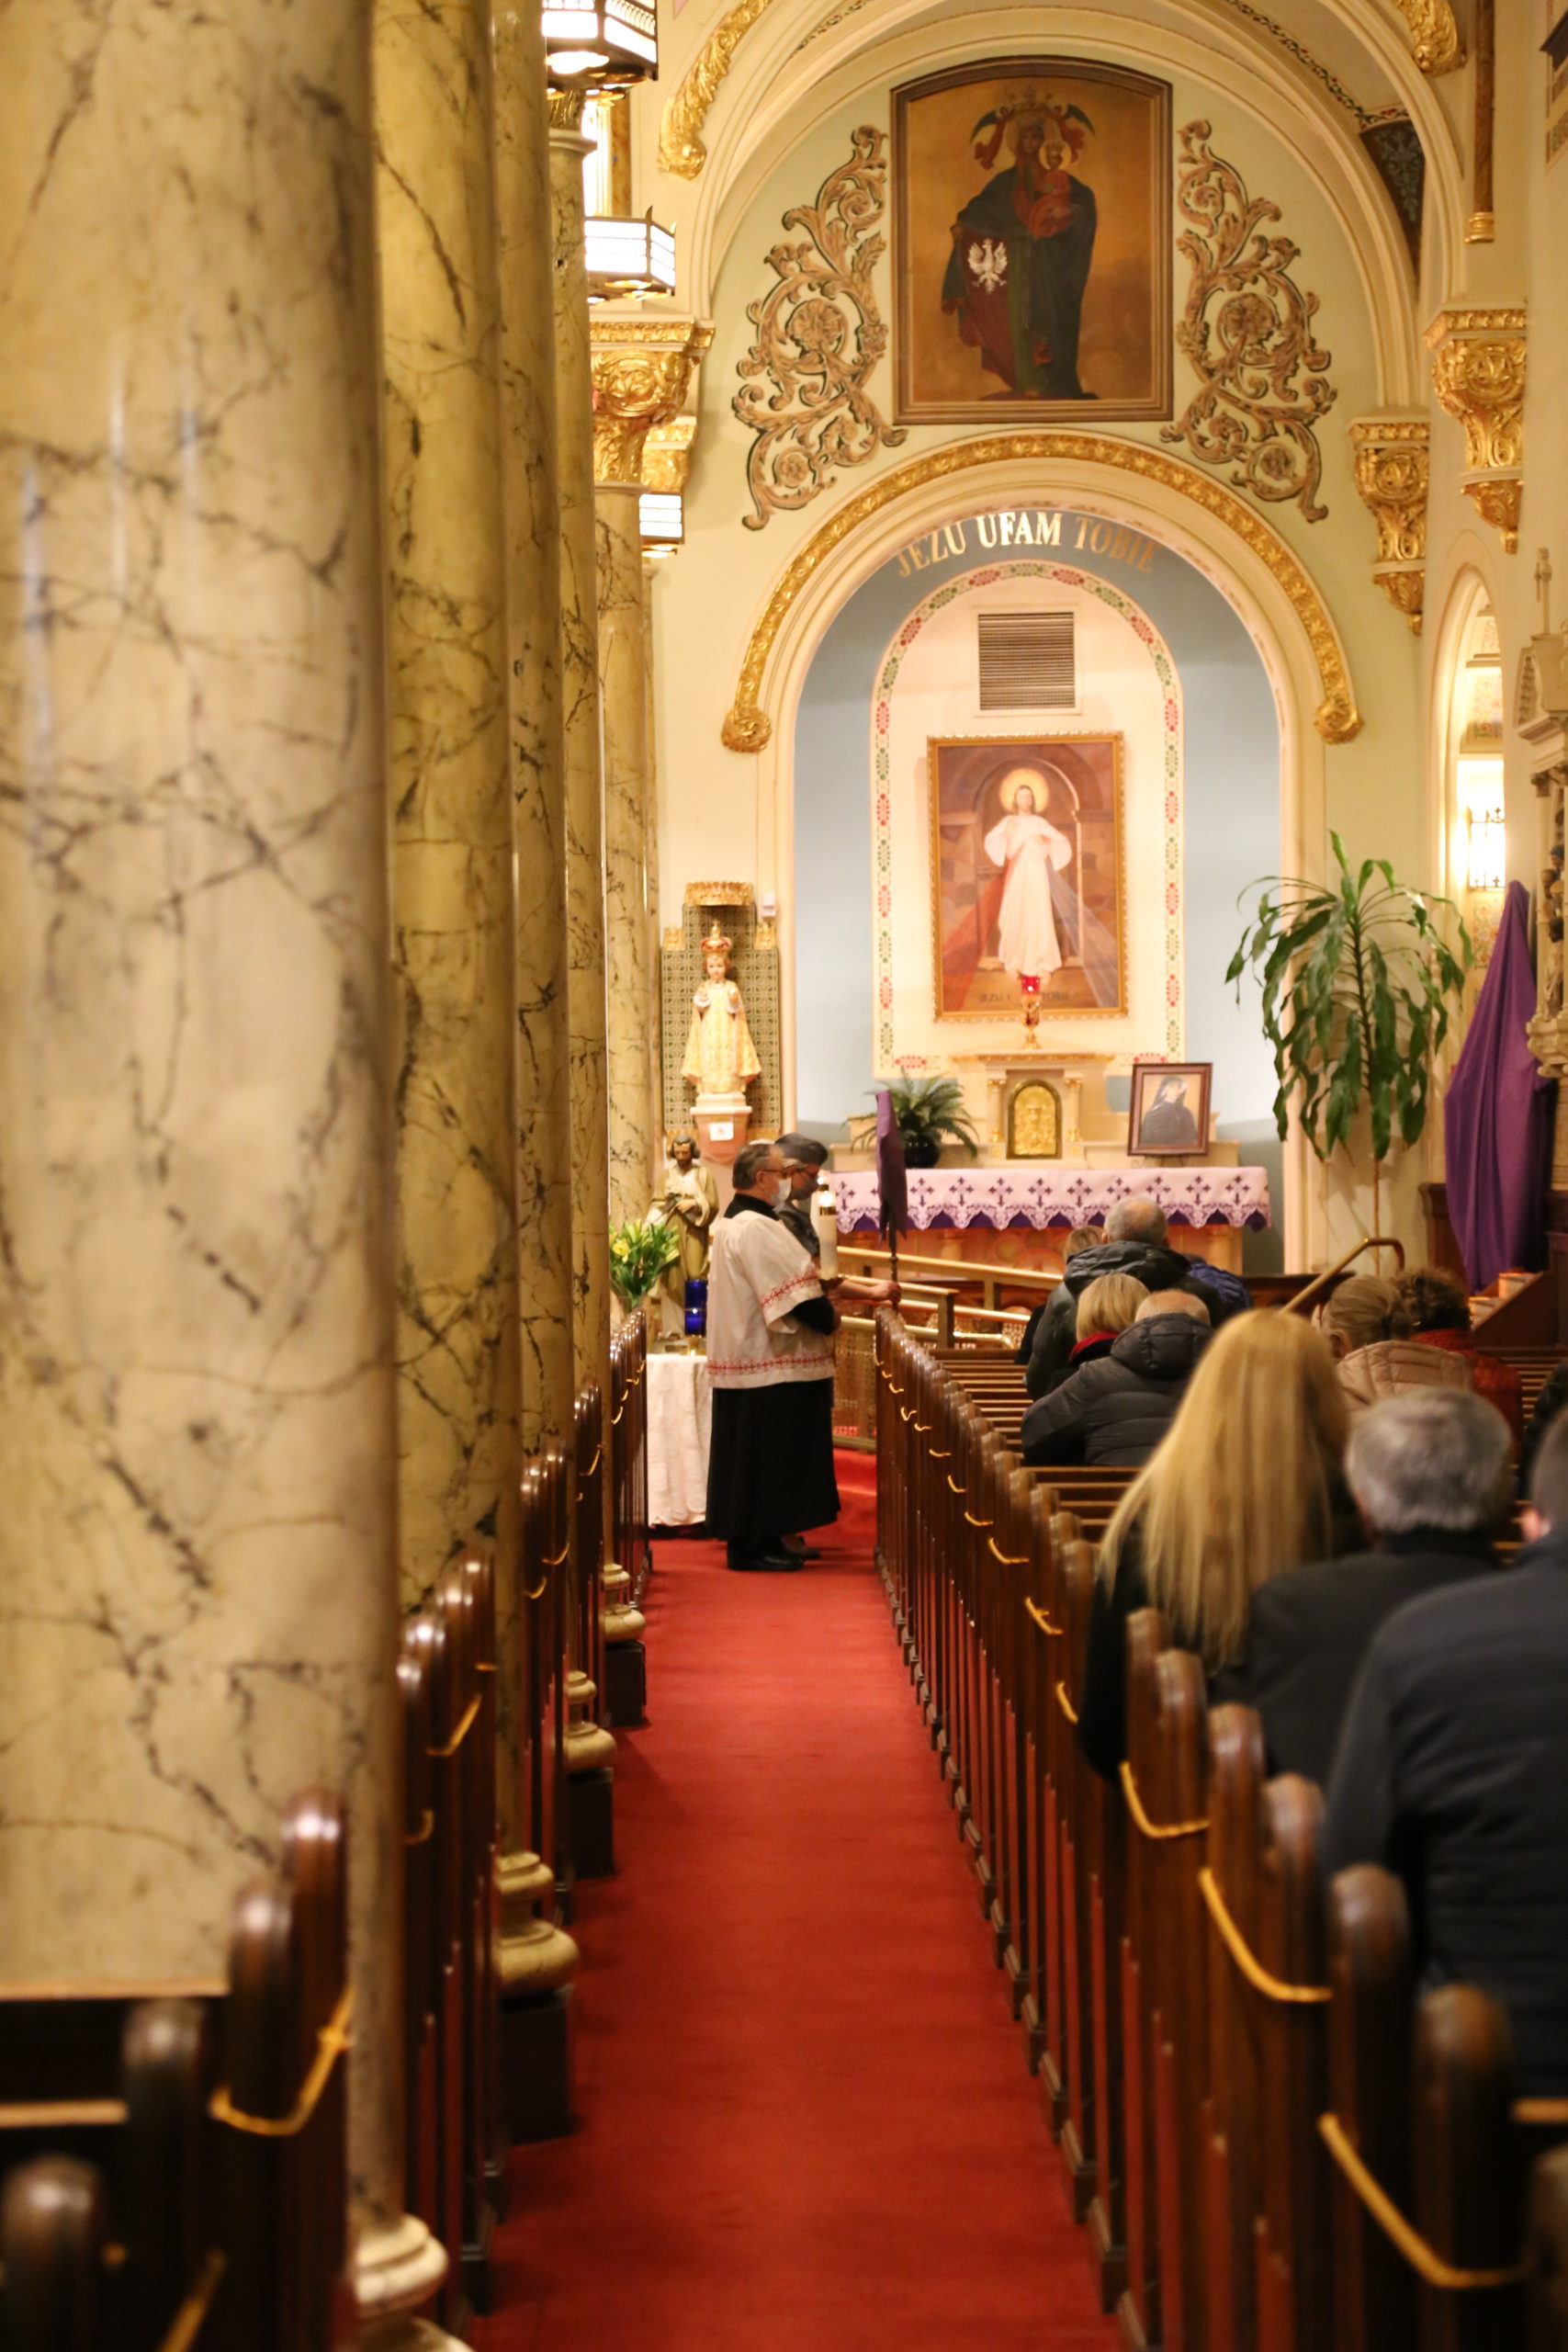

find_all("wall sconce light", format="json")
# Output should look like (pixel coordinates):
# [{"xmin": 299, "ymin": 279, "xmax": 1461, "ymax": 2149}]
[
  {"xmin": 543, "ymin": 0, "xmax": 657, "ymax": 87},
  {"xmin": 585, "ymin": 210, "xmax": 676, "ymax": 300}
]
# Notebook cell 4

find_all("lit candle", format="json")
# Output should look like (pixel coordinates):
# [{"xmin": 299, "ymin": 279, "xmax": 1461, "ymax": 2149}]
[{"xmin": 812, "ymin": 1183, "xmax": 840, "ymax": 1279}]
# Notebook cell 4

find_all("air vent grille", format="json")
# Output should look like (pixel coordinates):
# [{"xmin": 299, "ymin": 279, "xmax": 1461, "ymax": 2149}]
[{"xmin": 976, "ymin": 609, "xmax": 1076, "ymax": 711}]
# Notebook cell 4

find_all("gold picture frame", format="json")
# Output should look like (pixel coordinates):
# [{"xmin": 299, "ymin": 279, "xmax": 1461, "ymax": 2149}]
[
  {"xmin": 892, "ymin": 57, "xmax": 1172, "ymax": 425},
  {"xmin": 928, "ymin": 733, "xmax": 1127, "ymax": 1022},
  {"xmin": 1128, "ymin": 1059, "xmax": 1213, "ymax": 1157}
]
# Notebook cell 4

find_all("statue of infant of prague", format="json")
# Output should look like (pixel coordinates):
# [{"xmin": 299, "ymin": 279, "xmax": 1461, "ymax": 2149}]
[{"xmin": 682, "ymin": 924, "xmax": 761, "ymax": 1106}]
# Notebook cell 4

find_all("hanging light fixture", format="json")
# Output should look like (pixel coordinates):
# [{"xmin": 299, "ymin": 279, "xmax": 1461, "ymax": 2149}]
[
  {"xmin": 639, "ymin": 490, "xmax": 683, "ymax": 553},
  {"xmin": 586, "ymin": 209, "xmax": 676, "ymax": 300},
  {"xmin": 542, "ymin": 0, "xmax": 657, "ymax": 87}
]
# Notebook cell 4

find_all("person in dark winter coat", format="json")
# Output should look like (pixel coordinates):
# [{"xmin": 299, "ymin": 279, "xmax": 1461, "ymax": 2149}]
[
  {"xmin": 1017, "ymin": 1225, "xmax": 1101, "ymax": 1365},
  {"xmin": 1212, "ymin": 1390, "xmax": 1511, "ymax": 1786},
  {"xmin": 1021, "ymin": 1291, "xmax": 1211, "ymax": 1467},
  {"xmin": 1025, "ymin": 1197, "xmax": 1198, "ymax": 1397},
  {"xmin": 1322, "ymin": 1405, "xmax": 1568, "ymax": 2097}
]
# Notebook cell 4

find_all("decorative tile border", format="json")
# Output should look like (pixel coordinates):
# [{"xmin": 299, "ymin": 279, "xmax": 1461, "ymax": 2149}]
[{"xmin": 870, "ymin": 558, "xmax": 1184, "ymax": 1069}]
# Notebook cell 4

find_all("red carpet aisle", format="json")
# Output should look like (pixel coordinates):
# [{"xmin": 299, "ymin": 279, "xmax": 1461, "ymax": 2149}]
[{"xmin": 479, "ymin": 1454, "xmax": 1117, "ymax": 2352}]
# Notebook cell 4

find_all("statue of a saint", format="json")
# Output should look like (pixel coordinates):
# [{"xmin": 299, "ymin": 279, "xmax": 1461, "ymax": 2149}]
[
  {"xmin": 682, "ymin": 925, "xmax": 761, "ymax": 1104},
  {"xmin": 650, "ymin": 1133, "xmax": 719, "ymax": 1289}
]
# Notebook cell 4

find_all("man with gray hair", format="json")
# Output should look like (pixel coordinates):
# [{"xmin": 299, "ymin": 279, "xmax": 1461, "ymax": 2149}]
[
  {"xmin": 1025, "ymin": 1194, "xmax": 1193, "ymax": 1396},
  {"xmin": 1213, "ymin": 1389, "xmax": 1511, "ymax": 1784}
]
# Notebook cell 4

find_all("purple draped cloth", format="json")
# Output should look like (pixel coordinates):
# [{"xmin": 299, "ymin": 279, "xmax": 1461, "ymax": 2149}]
[
  {"xmin": 1443, "ymin": 880, "xmax": 1552, "ymax": 1290},
  {"xmin": 874, "ymin": 1087, "xmax": 908, "ymax": 1240}
]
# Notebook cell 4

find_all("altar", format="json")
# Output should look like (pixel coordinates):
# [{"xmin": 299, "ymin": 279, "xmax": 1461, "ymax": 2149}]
[{"xmin": 832, "ymin": 1164, "xmax": 1270, "ymax": 1276}]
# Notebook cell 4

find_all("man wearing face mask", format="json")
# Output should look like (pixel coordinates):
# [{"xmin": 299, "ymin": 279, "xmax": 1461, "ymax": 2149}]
[
  {"xmin": 705, "ymin": 1139, "xmax": 841, "ymax": 1572},
  {"xmin": 773, "ymin": 1131, "xmax": 831, "ymax": 1259}
]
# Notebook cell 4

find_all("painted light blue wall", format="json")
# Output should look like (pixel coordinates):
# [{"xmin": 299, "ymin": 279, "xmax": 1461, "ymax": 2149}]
[{"xmin": 793, "ymin": 509, "xmax": 1284, "ymax": 1268}]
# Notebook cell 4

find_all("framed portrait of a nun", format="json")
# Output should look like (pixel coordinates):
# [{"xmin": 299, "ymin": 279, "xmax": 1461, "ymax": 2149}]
[
  {"xmin": 927, "ymin": 734, "xmax": 1126, "ymax": 1021},
  {"xmin": 1128, "ymin": 1060, "xmax": 1213, "ymax": 1156}
]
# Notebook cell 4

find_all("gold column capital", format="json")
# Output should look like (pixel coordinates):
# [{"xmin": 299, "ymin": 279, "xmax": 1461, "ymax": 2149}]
[
  {"xmin": 643, "ymin": 413, "xmax": 698, "ymax": 492},
  {"xmin": 590, "ymin": 315, "xmax": 714, "ymax": 486},
  {"xmin": 1426, "ymin": 306, "xmax": 1526, "ymax": 553},
  {"xmin": 1348, "ymin": 417, "xmax": 1429, "ymax": 633}
]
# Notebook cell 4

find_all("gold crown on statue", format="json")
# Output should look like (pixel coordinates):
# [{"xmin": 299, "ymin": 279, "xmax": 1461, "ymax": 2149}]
[{"xmin": 701, "ymin": 922, "xmax": 734, "ymax": 956}]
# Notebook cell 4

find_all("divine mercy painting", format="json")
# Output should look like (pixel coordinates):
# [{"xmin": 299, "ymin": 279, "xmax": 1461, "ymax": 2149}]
[
  {"xmin": 929, "ymin": 736, "xmax": 1126, "ymax": 1022},
  {"xmin": 893, "ymin": 60, "xmax": 1171, "ymax": 424}
]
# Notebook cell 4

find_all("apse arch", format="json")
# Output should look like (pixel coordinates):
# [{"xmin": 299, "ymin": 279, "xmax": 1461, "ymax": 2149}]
[
  {"xmin": 785, "ymin": 515, "xmax": 1294, "ymax": 1265},
  {"xmin": 728, "ymin": 438, "xmax": 1349, "ymax": 1008},
  {"xmin": 760, "ymin": 453, "xmax": 1324, "ymax": 1261}
]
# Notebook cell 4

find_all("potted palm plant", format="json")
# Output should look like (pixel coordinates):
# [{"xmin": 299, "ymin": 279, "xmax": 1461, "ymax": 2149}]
[
  {"xmin": 877, "ymin": 1074, "xmax": 983, "ymax": 1169},
  {"xmin": 1227, "ymin": 832, "xmax": 1472, "ymax": 1236}
]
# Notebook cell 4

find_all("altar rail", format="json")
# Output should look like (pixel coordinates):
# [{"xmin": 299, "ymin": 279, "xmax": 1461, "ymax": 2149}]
[{"xmin": 875, "ymin": 1315, "xmax": 1568, "ymax": 2346}]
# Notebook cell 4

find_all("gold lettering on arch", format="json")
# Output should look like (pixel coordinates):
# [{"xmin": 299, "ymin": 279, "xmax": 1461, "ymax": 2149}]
[{"xmin": 718, "ymin": 432, "xmax": 1360, "ymax": 752}]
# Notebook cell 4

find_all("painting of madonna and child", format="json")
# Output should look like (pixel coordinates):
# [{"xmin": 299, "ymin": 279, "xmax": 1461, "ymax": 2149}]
[
  {"xmin": 892, "ymin": 58, "xmax": 1171, "ymax": 424},
  {"xmin": 928, "ymin": 736, "xmax": 1127, "ymax": 1021}
]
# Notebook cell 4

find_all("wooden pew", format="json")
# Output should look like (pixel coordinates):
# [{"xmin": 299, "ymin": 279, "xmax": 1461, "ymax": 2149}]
[
  {"xmin": 1061, "ymin": 1536, "xmax": 1126, "ymax": 2309},
  {"xmin": 0, "ymin": 1793, "xmax": 355, "ymax": 2352},
  {"xmin": 876, "ymin": 1324, "xmax": 1568, "ymax": 2352},
  {"xmin": 1530, "ymin": 2144, "xmax": 1568, "ymax": 2346},
  {"xmin": 1202, "ymin": 1705, "xmax": 1269, "ymax": 2352}
]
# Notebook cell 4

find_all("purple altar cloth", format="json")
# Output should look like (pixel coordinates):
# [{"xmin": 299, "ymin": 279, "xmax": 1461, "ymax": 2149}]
[{"xmin": 1443, "ymin": 880, "xmax": 1551, "ymax": 1291}]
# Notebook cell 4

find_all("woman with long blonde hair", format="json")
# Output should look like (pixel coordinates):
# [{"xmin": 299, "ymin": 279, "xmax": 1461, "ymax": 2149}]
[{"xmin": 1077, "ymin": 1309, "xmax": 1352, "ymax": 1779}]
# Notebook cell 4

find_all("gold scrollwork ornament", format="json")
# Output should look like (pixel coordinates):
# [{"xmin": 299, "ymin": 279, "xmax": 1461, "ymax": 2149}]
[
  {"xmin": 733, "ymin": 124, "xmax": 906, "ymax": 529},
  {"xmin": 1163, "ymin": 121, "xmax": 1336, "ymax": 523},
  {"xmin": 658, "ymin": 0, "xmax": 780, "ymax": 178},
  {"xmin": 1349, "ymin": 418, "xmax": 1429, "ymax": 632}
]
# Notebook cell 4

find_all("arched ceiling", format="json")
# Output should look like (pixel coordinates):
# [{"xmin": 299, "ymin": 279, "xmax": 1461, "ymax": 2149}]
[{"xmin": 653, "ymin": 0, "xmax": 1467, "ymax": 379}]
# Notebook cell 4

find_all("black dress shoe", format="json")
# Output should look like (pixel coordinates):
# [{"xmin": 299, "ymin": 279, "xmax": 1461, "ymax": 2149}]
[
  {"xmin": 781, "ymin": 1537, "xmax": 823, "ymax": 1560},
  {"xmin": 728, "ymin": 1548, "xmax": 806, "ymax": 1572}
]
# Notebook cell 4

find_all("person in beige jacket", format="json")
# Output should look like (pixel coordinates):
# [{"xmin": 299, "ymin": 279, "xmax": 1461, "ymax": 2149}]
[{"xmin": 1322, "ymin": 1274, "xmax": 1473, "ymax": 1413}]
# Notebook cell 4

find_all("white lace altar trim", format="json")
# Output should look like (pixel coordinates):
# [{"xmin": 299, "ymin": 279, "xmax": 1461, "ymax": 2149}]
[{"xmin": 834, "ymin": 1166, "xmax": 1271, "ymax": 1233}]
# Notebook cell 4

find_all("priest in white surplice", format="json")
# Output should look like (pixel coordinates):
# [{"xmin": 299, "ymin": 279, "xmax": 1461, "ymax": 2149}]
[{"xmin": 705, "ymin": 1138, "xmax": 841, "ymax": 1573}]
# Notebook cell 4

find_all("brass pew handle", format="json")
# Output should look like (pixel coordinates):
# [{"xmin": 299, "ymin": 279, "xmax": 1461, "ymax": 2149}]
[{"xmin": 1118, "ymin": 1758, "xmax": 1208, "ymax": 1841}]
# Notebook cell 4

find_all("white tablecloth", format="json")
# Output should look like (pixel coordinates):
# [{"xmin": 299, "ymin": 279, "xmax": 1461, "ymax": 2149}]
[
  {"xmin": 834, "ymin": 1164, "xmax": 1271, "ymax": 1232},
  {"xmin": 647, "ymin": 1351, "xmax": 713, "ymax": 1527}
]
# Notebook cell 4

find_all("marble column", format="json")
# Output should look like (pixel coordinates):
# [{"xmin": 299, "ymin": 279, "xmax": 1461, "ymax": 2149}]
[
  {"xmin": 548, "ymin": 94, "xmax": 612, "ymax": 1407},
  {"xmin": 0, "ymin": 0, "xmax": 440, "ymax": 2327},
  {"xmin": 595, "ymin": 483, "xmax": 656, "ymax": 1229},
  {"xmin": 491, "ymin": 12, "xmax": 580, "ymax": 2004},
  {"xmin": 377, "ymin": 0, "xmax": 521, "ymax": 1622},
  {"xmin": 591, "ymin": 325, "xmax": 713, "ymax": 1228},
  {"xmin": 494, "ymin": 12, "xmax": 575, "ymax": 1462}
]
